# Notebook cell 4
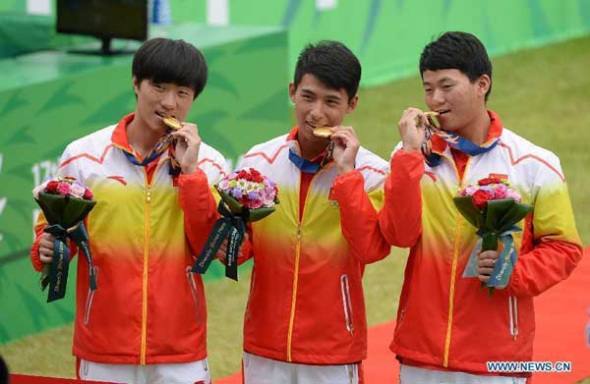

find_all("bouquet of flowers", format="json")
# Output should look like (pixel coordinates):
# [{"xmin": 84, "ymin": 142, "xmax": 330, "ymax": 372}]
[
  {"xmin": 191, "ymin": 168, "xmax": 278, "ymax": 281},
  {"xmin": 454, "ymin": 177, "xmax": 533, "ymax": 296},
  {"xmin": 33, "ymin": 177, "xmax": 96, "ymax": 302}
]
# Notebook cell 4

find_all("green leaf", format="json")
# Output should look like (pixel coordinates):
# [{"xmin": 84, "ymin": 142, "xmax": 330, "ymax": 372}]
[
  {"xmin": 36, "ymin": 193, "xmax": 96, "ymax": 229},
  {"xmin": 216, "ymin": 188, "xmax": 244, "ymax": 215},
  {"xmin": 497, "ymin": 202, "xmax": 533, "ymax": 233},
  {"xmin": 248, "ymin": 206, "xmax": 276, "ymax": 222},
  {"xmin": 485, "ymin": 199, "xmax": 516, "ymax": 230},
  {"xmin": 486, "ymin": 199, "xmax": 533, "ymax": 233},
  {"xmin": 453, "ymin": 196, "xmax": 483, "ymax": 228}
]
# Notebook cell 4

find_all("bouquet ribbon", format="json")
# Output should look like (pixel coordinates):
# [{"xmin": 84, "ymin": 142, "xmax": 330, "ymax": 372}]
[
  {"xmin": 43, "ymin": 222, "xmax": 97, "ymax": 302},
  {"xmin": 462, "ymin": 226, "xmax": 521, "ymax": 291},
  {"xmin": 191, "ymin": 201, "xmax": 246, "ymax": 281}
]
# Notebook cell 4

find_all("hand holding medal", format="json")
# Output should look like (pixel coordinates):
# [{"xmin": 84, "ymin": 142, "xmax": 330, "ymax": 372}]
[{"xmin": 163, "ymin": 116, "xmax": 202, "ymax": 175}]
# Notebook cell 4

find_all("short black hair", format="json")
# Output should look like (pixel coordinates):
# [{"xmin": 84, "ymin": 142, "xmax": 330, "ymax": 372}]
[
  {"xmin": 294, "ymin": 41, "xmax": 361, "ymax": 102},
  {"xmin": 132, "ymin": 38, "xmax": 208, "ymax": 99},
  {"xmin": 420, "ymin": 31, "xmax": 492, "ymax": 100}
]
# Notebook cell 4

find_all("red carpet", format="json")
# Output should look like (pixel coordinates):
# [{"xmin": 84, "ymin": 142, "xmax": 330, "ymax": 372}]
[
  {"xmin": 215, "ymin": 248, "xmax": 590, "ymax": 383},
  {"xmin": 10, "ymin": 375, "xmax": 110, "ymax": 383},
  {"xmin": 530, "ymin": 247, "xmax": 590, "ymax": 383}
]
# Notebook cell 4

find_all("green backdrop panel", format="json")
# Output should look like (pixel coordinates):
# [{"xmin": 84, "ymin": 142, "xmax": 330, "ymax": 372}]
[
  {"xmin": 0, "ymin": 0, "xmax": 25, "ymax": 13},
  {"xmin": 0, "ymin": 13, "xmax": 94, "ymax": 58},
  {"xmin": 171, "ymin": 0, "xmax": 590, "ymax": 86},
  {"xmin": 7, "ymin": 1, "xmax": 589, "ymax": 86}
]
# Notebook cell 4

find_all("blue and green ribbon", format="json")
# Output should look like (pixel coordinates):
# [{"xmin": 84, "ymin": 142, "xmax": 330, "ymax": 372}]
[
  {"xmin": 42, "ymin": 222, "xmax": 96, "ymax": 303},
  {"xmin": 463, "ymin": 226, "xmax": 521, "ymax": 290},
  {"xmin": 191, "ymin": 201, "xmax": 246, "ymax": 281}
]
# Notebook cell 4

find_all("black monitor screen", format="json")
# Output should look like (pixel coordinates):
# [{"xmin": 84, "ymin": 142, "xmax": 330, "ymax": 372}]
[{"xmin": 57, "ymin": 0, "xmax": 147, "ymax": 42}]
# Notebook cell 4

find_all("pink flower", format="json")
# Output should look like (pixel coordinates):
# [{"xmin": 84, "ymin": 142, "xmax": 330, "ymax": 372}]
[
  {"xmin": 506, "ymin": 189, "xmax": 522, "ymax": 202},
  {"xmin": 261, "ymin": 190, "xmax": 275, "ymax": 207},
  {"xmin": 460, "ymin": 185, "xmax": 477, "ymax": 196},
  {"xmin": 248, "ymin": 199, "xmax": 263, "ymax": 209},
  {"xmin": 57, "ymin": 182, "xmax": 71, "ymax": 196},
  {"xmin": 492, "ymin": 184, "xmax": 508, "ymax": 199}
]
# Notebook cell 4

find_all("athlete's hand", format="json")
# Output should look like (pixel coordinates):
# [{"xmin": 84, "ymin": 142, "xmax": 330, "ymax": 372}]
[
  {"xmin": 331, "ymin": 126, "xmax": 360, "ymax": 175},
  {"xmin": 477, "ymin": 250, "xmax": 501, "ymax": 285},
  {"xmin": 398, "ymin": 108, "xmax": 428, "ymax": 152},
  {"xmin": 38, "ymin": 232, "xmax": 56, "ymax": 264},
  {"xmin": 170, "ymin": 122, "xmax": 202, "ymax": 174},
  {"xmin": 215, "ymin": 233, "xmax": 249, "ymax": 264}
]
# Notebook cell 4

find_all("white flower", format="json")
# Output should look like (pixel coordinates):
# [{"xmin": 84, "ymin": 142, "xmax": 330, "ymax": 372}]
[
  {"xmin": 32, "ymin": 180, "xmax": 48, "ymax": 199},
  {"xmin": 236, "ymin": 179, "xmax": 247, "ymax": 190},
  {"xmin": 71, "ymin": 183, "xmax": 85, "ymax": 198}
]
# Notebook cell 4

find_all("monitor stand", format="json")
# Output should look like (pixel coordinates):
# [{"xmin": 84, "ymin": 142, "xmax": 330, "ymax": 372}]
[{"xmin": 68, "ymin": 38, "xmax": 137, "ymax": 56}]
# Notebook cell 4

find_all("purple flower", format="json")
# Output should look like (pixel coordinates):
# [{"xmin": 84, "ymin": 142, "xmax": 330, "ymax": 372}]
[
  {"xmin": 460, "ymin": 184, "xmax": 477, "ymax": 196},
  {"xmin": 230, "ymin": 188, "xmax": 242, "ymax": 199},
  {"xmin": 248, "ymin": 191, "xmax": 261, "ymax": 201},
  {"xmin": 261, "ymin": 191, "xmax": 275, "ymax": 207},
  {"xmin": 506, "ymin": 189, "xmax": 522, "ymax": 202}
]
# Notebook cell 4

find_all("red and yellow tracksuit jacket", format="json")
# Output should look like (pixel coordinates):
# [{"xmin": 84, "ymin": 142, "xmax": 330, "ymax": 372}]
[
  {"xmin": 30, "ymin": 114, "xmax": 226, "ymax": 364},
  {"xmin": 380, "ymin": 111, "xmax": 583, "ymax": 374},
  {"xmin": 231, "ymin": 127, "xmax": 391, "ymax": 364}
]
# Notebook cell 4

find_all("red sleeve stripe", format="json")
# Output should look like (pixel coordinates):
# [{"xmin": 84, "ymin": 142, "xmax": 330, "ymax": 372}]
[
  {"xmin": 424, "ymin": 171, "xmax": 437, "ymax": 182},
  {"xmin": 357, "ymin": 165, "xmax": 387, "ymax": 176},
  {"xmin": 198, "ymin": 158, "xmax": 227, "ymax": 177},
  {"xmin": 498, "ymin": 143, "xmax": 565, "ymax": 182},
  {"xmin": 59, "ymin": 145, "xmax": 113, "ymax": 168},
  {"xmin": 243, "ymin": 144, "xmax": 289, "ymax": 164}
]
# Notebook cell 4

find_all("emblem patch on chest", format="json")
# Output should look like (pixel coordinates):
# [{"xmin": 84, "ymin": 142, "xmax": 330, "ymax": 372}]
[{"xmin": 488, "ymin": 173, "xmax": 508, "ymax": 181}]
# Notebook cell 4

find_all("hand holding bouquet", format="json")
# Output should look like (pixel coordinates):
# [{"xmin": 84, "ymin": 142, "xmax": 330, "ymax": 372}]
[
  {"xmin": 192, "ymin": 168, "xmax": 278, "ymax": 281},
  {"xmin": 454, "ymin": 177, "xmax": 533, "ymax": 296},
  {"xmin": 33, "ymin": 177, "xmax": 96, "ymax": 302}
]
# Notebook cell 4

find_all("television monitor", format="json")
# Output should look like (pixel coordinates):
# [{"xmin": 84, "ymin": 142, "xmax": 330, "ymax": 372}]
[{"xmin": 56, "ymin": 0, "xmax": 148, "ymax": 55}]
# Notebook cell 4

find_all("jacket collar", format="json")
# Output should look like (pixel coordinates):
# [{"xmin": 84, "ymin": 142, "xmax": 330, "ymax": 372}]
[
  {"xmin": 286, "ymin": 126, "xmax": 332, "ymax": 165},
  {"xmin": 110, "ymin": 113, "xmax": 172, "ymax": 164},
  {"xmin": 431, "ymin": 110, "xmax": 503, "ymax": 156}
]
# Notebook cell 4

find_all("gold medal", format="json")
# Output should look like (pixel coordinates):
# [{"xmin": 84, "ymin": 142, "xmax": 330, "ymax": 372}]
[
  {"xmin": 163, "ymin": 116, "xmax": 182, "ymax": 130},
  {"xmin": 312, "ymin": 126, "xmax": 334, "ymax": 138},
  {"xmin": 416, "ymin": 111, "xmax": 442, "ymax": 129}
]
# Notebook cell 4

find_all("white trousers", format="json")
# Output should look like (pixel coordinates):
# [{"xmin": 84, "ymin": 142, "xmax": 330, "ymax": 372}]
[
  {"xmin": 243, "ymin": 352, "xmax": 361, "ymax": 384},
  {"xmin": 78, "ymin": 358, "xmax": 211, "ymax": 384},
  {"xmin": 400, "ymin": 364, "xmax": 527, "ymax": 384}
]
